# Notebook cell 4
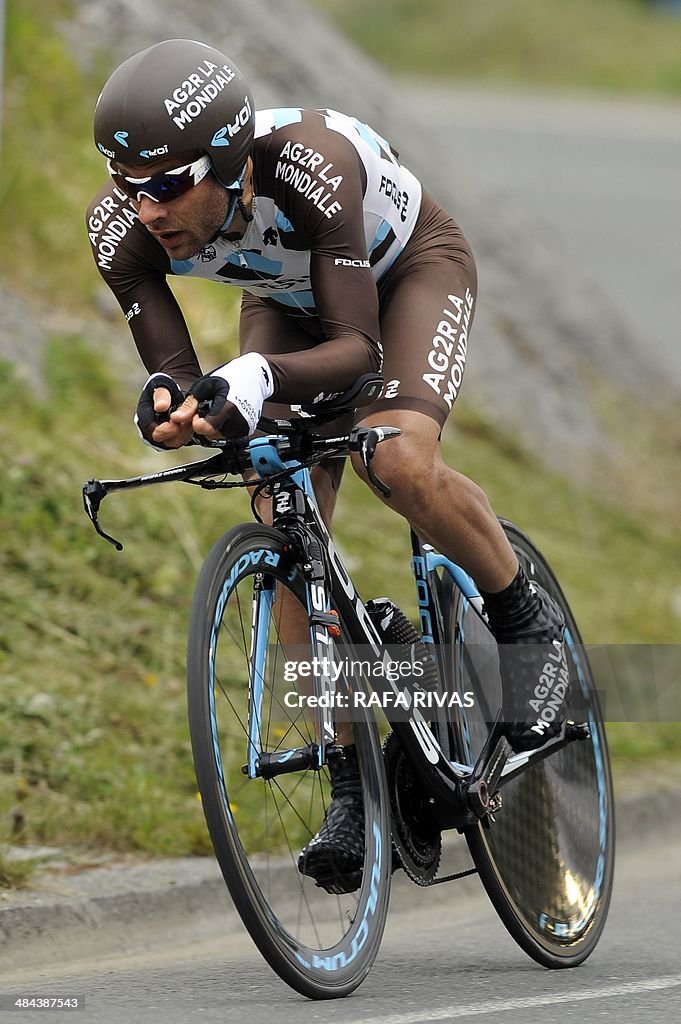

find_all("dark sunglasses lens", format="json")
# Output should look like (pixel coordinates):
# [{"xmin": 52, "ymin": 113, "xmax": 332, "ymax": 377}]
[
  {"xmin": 153, "ymin": 174, "xmax": 195, "ymax": 201},
  {"xmin": 112, "ymin": 167, "xmax": 195, "ymax": 203}
]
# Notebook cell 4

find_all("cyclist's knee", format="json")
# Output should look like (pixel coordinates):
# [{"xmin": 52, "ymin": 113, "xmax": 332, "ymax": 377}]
[
  {"xmin": 351, "ymin": 423, "xmax": 489, "ymax": 524},
  {"xmin": 351, "ymin": 430, "xmax": 433, "ymax": 510}
]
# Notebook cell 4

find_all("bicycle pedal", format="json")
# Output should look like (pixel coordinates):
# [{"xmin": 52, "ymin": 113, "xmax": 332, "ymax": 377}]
[{"xmin": 566, "ymin": 721, "xmax": 591, "ymax": 742}]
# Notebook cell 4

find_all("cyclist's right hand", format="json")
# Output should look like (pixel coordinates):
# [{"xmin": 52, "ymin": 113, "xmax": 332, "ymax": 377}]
[{"xmin": 134, "ymin": 373, "xmax": 192, "ymax": 450}]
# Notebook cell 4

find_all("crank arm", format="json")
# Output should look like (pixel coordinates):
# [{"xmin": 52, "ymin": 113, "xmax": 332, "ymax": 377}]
[
  {"xmin": 498, "ymin": 720, "xmax": 591, "ymax": 788},
  {"xmin": 464, "ymin": 718, "xmax": 590, "ymax": 817},
  {"xmin": 466, "ymin": 732, "xmax": 512, "ymax": 819}
]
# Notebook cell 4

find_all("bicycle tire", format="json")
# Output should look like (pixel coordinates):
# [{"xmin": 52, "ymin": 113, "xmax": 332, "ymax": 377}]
[
  {"xmin": 444, "ymin": 519, "xmax": 615, "ymax": 968},
  {"xmin": 187, "ymin": 524, "xmax": 392, "ymax": 998}
]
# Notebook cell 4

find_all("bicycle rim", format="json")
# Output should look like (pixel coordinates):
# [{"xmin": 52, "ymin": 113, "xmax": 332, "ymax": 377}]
[
  {"xmin": 449, "ymin": 519, "xmax": 615, "ymax": 967},
  {"xmin": 187, "ymin": 524, "xmax": 391, "ymax": 998}
]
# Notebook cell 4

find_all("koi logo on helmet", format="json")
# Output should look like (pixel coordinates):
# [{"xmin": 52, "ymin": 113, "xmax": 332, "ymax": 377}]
[
  {"xmin": 211, "ymin": 96, "xmax": 252, "ymax": 147},
  {"xmin": 139, "ymin": 145, "xmax": 169, "ymax": 159},
  {"xmin": 98, "ymin": 143, "xmax": 116, "ymax": 159}
]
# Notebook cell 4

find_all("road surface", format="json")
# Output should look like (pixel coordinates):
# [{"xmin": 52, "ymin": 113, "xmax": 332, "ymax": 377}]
[
  {"xmin": 0, "ymin": 826, "xmax": 679, "ymax": 1023},
  {"xmin": 409, "ymin": 84, "xmax": 681, "ymax": 386}
]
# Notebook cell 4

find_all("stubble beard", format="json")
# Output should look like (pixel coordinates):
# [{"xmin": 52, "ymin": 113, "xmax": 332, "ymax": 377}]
[{"xmin": 160, "ymin": 179, "xmax": 232, "ymax": 260}]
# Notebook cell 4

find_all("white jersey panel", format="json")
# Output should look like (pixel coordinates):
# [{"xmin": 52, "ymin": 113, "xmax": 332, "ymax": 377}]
[{"xmin": 168, "ymin": 108, "xmax": 422, "ymax": 311}]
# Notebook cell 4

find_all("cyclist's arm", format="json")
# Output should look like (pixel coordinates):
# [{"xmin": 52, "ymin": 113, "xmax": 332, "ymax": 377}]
[
  {"xmin": 86, "ymin": 184, "xmax": 202, "ymax": 390},
  {"xmin": 262, "ymin": 251, "xmax": 381, "ymax": 404}
]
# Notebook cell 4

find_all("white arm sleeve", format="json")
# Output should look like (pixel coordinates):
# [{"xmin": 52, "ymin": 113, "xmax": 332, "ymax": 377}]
[{"xmin": 211, "ymin": 353, "xmax": 274, "ymax": 435}]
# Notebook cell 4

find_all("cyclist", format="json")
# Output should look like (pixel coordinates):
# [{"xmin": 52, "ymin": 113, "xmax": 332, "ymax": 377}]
[{"xmin": 88, "ymin": 39, "xmax": 569, "ymax": 893}]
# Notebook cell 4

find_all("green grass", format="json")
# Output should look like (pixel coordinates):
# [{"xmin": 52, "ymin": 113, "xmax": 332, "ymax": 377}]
[
  {"xmin": 0, "ymin": 849, "xmax": 36, "ymax": 890},
  {"xmin": 310, "ymin": 0, "xmax": 681, "ymax": 94},
  {"xmin": 0, "ymin": 350, "xmax": 223, "ymax": 858},
  {"xmin": 2, "ymin": 339, "xmax": 679, "ymax": 864},
  {"xmin": 0, "ymin": 1, "xmax": 101, "ymax": 305}
]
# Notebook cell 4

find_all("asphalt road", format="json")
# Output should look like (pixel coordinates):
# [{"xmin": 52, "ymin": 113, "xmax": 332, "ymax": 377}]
[
  {"xmin": 409, "ymin": 84, "xmax": 681, "ymax": 386},
  {"xmin": 0, "ymin": 826, "xmax": 679, "ymax": 1024}
]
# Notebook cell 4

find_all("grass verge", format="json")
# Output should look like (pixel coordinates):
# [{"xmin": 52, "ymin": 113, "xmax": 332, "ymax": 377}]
[
  {"xmin": 310, "ymin": 0, "xmax": 681, "ymax": 95},
  {"xmin": 1, "ymin": 341, "xmax": 680, "ymax": 872},
  {"xmin": 0, "ymin": 848, "xmax": 37, "ymax": 890}
]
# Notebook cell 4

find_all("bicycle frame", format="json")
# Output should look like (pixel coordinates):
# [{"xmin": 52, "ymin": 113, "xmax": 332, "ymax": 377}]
[
  {"xmin": 83, "ymin": 385, "xmax": 613, "ymax": 987},
  {"xmin": 83, "ymin": 428, "xmax": 588, "ymax": 833},
  {"xmin": 245, "ymin": 438, "xmax": 585, "ymax": 832}
]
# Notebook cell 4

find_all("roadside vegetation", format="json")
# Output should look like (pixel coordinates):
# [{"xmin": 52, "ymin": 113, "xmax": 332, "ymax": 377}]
[
  {"xmin": 2, "ymin": 340, "xmax": 679, "ymax": 875},
  {"xmin": 310, "ymin": 0, "xmax": 681, "ymax": 94},
  {"xmin": 0, "ymin": 1, "xmax": 679, "ymax": 881}
]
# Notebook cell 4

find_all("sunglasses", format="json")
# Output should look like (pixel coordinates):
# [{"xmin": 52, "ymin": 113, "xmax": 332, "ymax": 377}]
[{"xmin": 107, "ymin": 154, "xmax": 213, "ymax": 203}]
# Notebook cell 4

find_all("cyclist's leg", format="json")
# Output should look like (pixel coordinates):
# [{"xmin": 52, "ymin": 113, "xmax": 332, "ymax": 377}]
[
  {"xmin": 241, "ymin": 296, "xmax": 342, "ymax": 696},
  {"xmin": 355, "ymin": 408, "xmax": 515, "ymax": 586},
  {"xmin": 240, "ymin": 296, "xmax": 362, "ymax": 887},
  {"xmin": 353, "ymin": 194, "xmax": 567, "ymax": 749},
  {"xmin": 353, "ymin": 194, "xmax": 510, "ymax": 583}
]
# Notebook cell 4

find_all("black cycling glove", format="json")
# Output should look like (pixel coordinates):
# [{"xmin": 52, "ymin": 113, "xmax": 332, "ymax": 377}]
[
  {"xmin": 134, "ymin": 373, "xmax": 185, "ymax": 450},
  {"xmin": 188, "ymin": 353, "xmax": 274, "ymax": 438},
  {"xmin": 188, "ymin": 375, "xmax": 248, "ymax": 438}
]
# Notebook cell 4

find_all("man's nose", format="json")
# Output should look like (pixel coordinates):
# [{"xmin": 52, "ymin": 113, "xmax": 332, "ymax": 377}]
[{"xmin": 136, "ymin": 196, "xmax": 168, "ymax": 225}]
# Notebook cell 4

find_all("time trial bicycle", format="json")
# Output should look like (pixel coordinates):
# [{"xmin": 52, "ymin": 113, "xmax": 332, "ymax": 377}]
[{"xmin": 83, "ymin": 373, "xmax": 614, "ymax": 1000}]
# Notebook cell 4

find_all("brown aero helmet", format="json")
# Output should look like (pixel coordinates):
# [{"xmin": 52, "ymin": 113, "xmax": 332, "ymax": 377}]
[{"xmin": 93, "ymin": 38, "xmax": 255, "ymax": 187}]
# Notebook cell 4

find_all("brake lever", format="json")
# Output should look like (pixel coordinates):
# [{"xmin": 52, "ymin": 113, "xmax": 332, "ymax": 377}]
[
  {"xmin": 82, "ymin": 480, "xmax": 123, "ymax": 551},
  {"xmin": 349, "ymin": 426, "xmax": 401, "ymax": 498}
]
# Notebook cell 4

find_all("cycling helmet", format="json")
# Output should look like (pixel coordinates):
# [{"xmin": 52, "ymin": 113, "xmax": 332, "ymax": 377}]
[{"xmin": 94, "ymin": 39, "xmax": 255, "ymax": 187}]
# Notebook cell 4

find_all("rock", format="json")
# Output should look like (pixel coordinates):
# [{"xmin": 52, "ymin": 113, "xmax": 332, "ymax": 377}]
[
  {"xmin": 0, "ymin": 287, "xmax": 48, "ymax": 391},
  {"xmin": 24, "ymin": 693, "xmax": 57, "ymax": 720}
]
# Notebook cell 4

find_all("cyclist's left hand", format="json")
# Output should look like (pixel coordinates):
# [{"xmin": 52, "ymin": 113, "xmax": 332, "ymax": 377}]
[{"xmin": 186, "ymin": 353, "xmax": 274, "ymax": 439}]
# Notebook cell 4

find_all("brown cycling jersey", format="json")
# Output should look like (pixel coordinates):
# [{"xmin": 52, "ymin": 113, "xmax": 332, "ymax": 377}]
[{"xmin": 86, "ymin": 107, "xmax": 424, "ymax": 401}]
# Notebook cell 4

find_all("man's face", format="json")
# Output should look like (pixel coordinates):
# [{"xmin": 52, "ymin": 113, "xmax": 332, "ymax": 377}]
[{"xmin": 113, "ymin": 152, "xmax": 232, "ymax": 260}]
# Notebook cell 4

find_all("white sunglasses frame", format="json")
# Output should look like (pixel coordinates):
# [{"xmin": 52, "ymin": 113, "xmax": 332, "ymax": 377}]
[{"xmin": 107, "ymin": 154, "xmax": 213, "ymax": 203}]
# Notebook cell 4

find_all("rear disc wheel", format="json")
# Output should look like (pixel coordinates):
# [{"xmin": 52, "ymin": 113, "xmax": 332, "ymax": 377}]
[{"xmin": 448, "ymin": 520, "xmax": 615, "ymax": 967}]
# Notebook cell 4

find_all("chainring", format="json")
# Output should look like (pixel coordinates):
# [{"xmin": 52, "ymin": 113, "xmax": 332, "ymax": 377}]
[{"xmin": 383, "ymin": 731, "xmax": 442, "ymax": 885}]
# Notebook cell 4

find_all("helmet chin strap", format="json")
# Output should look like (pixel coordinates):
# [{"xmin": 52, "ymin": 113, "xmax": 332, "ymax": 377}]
[
  {"xmin": 237, "ymin": 197, "xmax": 253, "ymax": 223},
  {"xmin": 212, "ymin": 170, "xmax": 253, "ymax": 240},
  {"xmin": 209, "ymin": 190, "xmax": 243, "ymax": 242}
]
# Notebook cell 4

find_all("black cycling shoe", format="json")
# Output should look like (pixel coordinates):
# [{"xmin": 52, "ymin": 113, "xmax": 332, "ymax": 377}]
[
  {"xmin": 488, "ymin": 577, "xmax": 571, "ymax": 752},
  {"xmin": 298, "ymin": 745, "xmax": 365, "ymax": 895}
]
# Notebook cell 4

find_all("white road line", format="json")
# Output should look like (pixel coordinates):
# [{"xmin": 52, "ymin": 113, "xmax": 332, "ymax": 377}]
[{"xmin": 357, "ymin": 974, "xmax": 681, "ymax": 1024}]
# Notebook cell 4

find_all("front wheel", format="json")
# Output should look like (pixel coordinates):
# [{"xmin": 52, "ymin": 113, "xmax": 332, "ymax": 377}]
[
  {"xmin": 187, "ymin": 524, "xmax": 392, "ymax": 998},
  {"xmin": 446, "ymin": 519, "xmax": 615, "ymax": 968}
]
